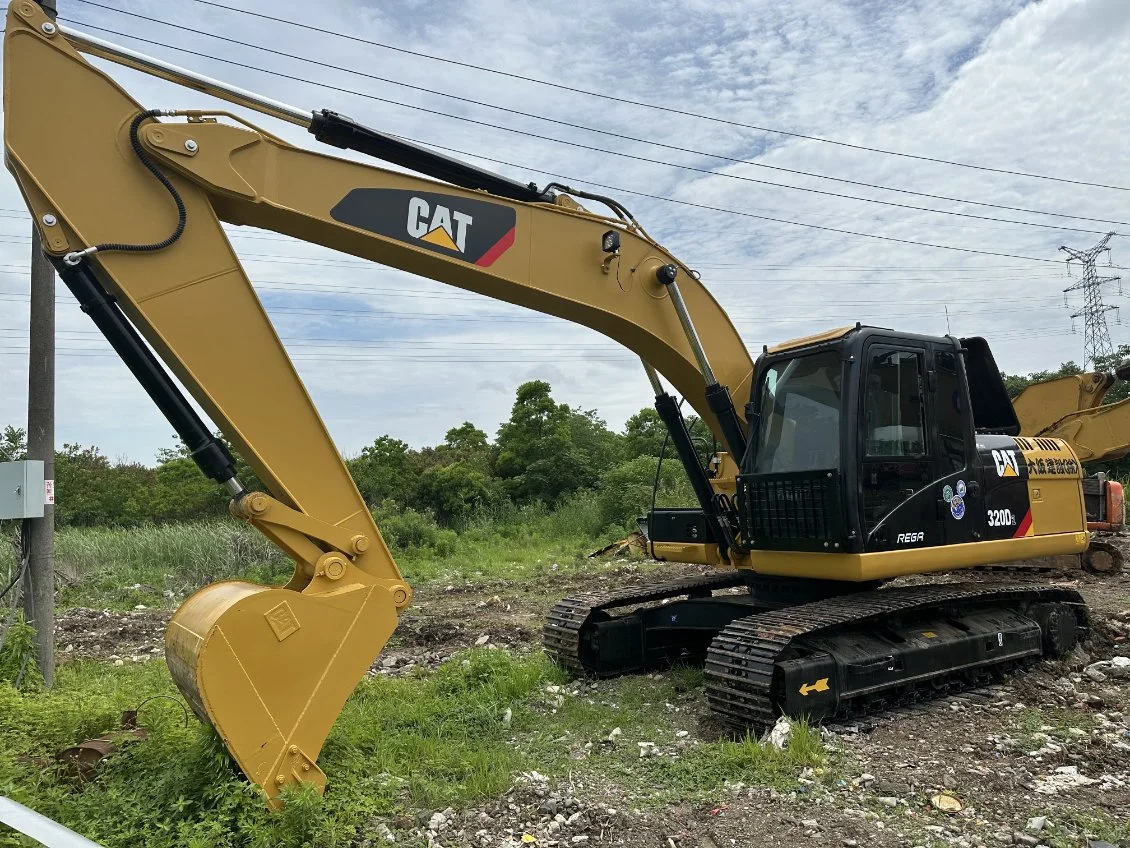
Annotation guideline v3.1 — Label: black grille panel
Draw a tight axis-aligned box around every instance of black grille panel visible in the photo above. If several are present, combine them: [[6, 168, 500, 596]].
[[738, 469, 845, 551]]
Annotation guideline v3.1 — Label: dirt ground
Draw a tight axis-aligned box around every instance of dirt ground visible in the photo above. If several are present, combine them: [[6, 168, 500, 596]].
[[55, 558, 1130, 848]]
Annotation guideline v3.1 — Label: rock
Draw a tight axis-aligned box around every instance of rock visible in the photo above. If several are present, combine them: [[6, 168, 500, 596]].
[[502, 708, 512, 728], [1034, 765, 1097, 795], [417, 810, 435, 826], [539, 800, 557, 816], [427, 812, 446, 832], [571, 838, 589, 845], [475, 634, 490, 646], [1026, 816, 1047, 833], [1086, 667, 1108, 683], [381, 655, 398, 669], [878, 796, 899, 808], [942, 773, 957, 790], [375, 823, 396, 843], [930, 794, 962, 813], [566, 812, 583, 826], [1111, 656, 1130, 668], [1012, 835, 1038, 847], [638, 742, 658, 758], [605, 727, 622, 743], [675, 730, 690, 738], [763, 715, 793, 750], [801, 819, 819, 828], [854, 773, 876, 788], [843, 841, 858, 847]]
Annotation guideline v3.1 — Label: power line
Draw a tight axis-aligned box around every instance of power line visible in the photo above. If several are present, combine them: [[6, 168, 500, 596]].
[[142, 0, 1130, 193], [62, 19, 1115, 237], [52, 23, 1110, 260], [67, 3, 1129, 230], [385, 138, 1075, 264], [0, 290, 1099, 325]]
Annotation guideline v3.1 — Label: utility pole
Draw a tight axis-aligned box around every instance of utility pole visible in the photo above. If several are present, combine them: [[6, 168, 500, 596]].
[[1062, 232, 1120, 369], [24, 222, 56, 688]]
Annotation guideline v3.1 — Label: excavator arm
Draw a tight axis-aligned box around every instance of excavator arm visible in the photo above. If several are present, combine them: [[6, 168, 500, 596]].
[[3, 4, 752, 803], [1014, 367, 1130, 464]]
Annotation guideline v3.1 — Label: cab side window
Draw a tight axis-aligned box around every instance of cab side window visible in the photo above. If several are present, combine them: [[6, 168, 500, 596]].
[[934, 351, 969, 473], [864, 349, 926, 457]]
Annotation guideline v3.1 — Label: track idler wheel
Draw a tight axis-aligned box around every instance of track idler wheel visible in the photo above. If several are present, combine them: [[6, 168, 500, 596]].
[[165, 566, 403, 807], [1082, 540, 1123, 576], [1032, 603, 1078, 656]]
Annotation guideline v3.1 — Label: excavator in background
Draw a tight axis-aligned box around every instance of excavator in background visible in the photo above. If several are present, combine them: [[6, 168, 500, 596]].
[[3, 3, 1096, 806], [1013, 367, 1130, 530]]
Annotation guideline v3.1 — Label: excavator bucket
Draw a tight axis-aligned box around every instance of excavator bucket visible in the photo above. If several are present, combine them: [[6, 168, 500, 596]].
[[165, 577, 401, 807]]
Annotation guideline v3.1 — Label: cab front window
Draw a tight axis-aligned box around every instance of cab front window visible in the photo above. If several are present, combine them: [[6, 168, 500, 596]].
[[752, 351, 842, 474]]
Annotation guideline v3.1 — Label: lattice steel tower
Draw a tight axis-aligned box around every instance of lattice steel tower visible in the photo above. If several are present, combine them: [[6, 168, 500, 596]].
[[1062, 232, 1120, 368]]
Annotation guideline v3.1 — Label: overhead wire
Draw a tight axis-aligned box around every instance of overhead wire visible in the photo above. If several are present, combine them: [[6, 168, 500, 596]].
[[66, 2, 1129, 230], [143, 0, 1130, 193], [50, 21, 1102, 262]]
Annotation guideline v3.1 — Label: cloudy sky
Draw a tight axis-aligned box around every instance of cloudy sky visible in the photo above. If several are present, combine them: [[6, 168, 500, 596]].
[[1, 0, 1128, 464]]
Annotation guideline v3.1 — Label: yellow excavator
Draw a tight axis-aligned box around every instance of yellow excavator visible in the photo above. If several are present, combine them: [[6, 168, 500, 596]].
[[1014, 368, 1129, 529], [3, 3, 1099, 806]]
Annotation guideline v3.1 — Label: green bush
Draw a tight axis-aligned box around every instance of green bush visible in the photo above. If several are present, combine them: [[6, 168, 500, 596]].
[[596, 456, 696, 532], [372, 504, 441, 551]]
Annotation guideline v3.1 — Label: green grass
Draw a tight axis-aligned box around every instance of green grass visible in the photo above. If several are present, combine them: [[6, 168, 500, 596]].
[[0, 651, 828, 848], [1010, 706, 1097, 745]]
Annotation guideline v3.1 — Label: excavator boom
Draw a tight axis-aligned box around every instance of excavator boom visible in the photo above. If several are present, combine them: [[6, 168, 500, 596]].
[[3, 4, 752, 804]]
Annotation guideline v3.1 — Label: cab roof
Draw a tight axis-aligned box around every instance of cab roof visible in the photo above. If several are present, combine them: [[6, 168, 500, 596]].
[[765, 325, 856, 354]]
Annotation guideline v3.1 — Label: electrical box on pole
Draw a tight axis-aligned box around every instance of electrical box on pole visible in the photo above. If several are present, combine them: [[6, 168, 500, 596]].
[[0, 460, 45, 520]]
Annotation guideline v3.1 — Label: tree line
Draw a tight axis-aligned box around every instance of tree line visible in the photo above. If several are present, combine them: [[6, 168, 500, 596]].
[[0, 380, 696, 532]]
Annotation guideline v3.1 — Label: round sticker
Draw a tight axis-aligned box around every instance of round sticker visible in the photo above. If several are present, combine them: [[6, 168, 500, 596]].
[[950, 495, 965, 520], [956, 479, 967, 497], [942, 484, 954, 502]]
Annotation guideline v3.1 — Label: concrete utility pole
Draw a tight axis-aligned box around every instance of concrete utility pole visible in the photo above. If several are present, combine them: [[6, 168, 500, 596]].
[[1062, 232, 1121, 369], [25, 224, 56, 688]]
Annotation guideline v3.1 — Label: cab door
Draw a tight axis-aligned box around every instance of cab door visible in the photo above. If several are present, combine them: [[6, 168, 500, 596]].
[[928, 347, 979, 545], [859, 344, 941, 549]]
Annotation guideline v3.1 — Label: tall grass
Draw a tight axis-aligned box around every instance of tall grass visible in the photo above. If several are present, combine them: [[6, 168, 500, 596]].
[[2, 489, 628, 610], [51, 521, 291, 609]]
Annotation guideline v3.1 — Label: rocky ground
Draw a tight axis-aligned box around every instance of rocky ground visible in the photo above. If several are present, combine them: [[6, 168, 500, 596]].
[[55, 559, 1130, 848]]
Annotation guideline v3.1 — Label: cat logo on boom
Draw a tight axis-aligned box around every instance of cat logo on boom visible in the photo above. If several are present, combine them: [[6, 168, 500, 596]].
[[407, 197, 473, 253], [330, 188, 517, 268]]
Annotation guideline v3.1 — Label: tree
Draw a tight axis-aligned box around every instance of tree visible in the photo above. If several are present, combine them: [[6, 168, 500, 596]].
[[415, 461, 493, 525], [54, 444, 155, 526], [623, 408, 667, 459], [494, 381, 620, 504], [0, 426, 26, 463], [347, 436, 420, 507]]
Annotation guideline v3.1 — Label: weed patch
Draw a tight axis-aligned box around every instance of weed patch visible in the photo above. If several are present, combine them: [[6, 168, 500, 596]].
[[0, 652, 828, 847]]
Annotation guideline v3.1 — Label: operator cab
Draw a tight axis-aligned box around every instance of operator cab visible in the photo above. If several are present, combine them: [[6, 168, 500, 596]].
[[736, 325, 1019, 555]]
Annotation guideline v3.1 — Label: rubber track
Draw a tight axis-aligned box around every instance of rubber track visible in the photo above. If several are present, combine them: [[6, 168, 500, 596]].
[[704, 582, 1088, 732], [542, 571, 748, 674]]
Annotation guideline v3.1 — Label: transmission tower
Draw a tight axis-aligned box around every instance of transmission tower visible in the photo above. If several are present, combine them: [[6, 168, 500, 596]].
[[1062, 232, 1120, 368]]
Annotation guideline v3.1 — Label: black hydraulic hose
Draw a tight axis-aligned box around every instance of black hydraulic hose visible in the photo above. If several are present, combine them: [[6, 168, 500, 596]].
[[65, 109, 186, 264]]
